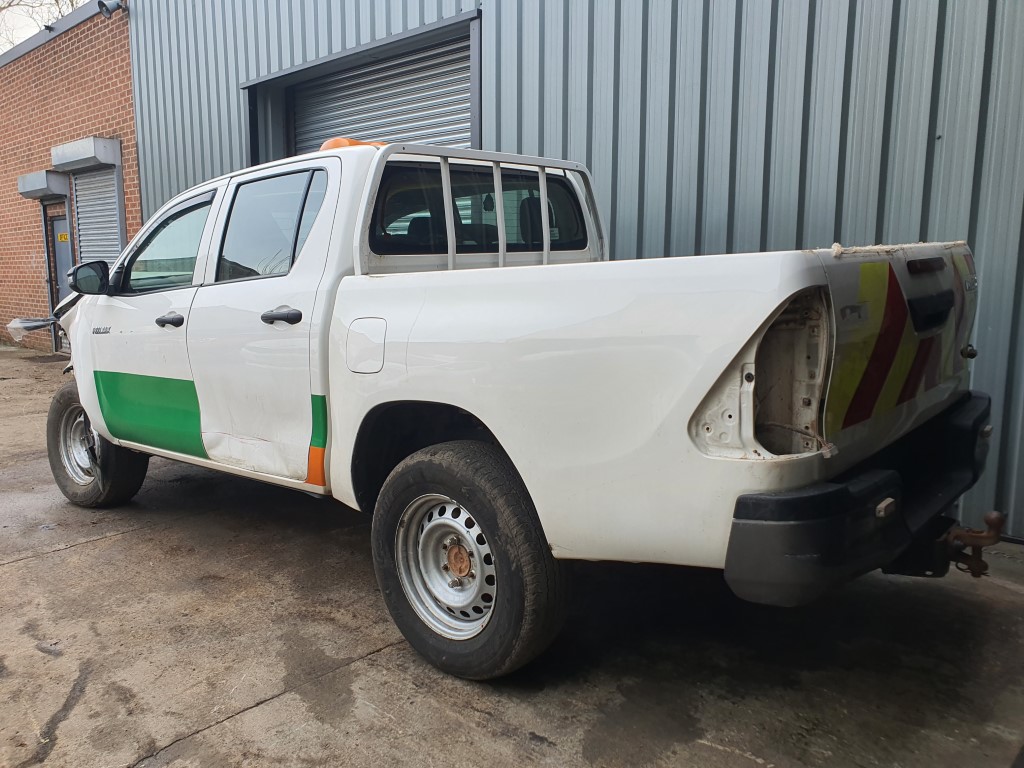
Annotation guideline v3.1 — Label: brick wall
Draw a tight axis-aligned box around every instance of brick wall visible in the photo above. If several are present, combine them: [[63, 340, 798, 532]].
[[0, 12, 139, 351]]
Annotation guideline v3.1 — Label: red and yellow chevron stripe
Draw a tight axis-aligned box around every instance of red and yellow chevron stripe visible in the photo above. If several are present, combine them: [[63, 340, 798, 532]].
[[826, 257, 969, 435]]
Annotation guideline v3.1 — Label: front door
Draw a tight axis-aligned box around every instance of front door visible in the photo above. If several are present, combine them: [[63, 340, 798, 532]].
[[51, 217, 73, 301], [187, 160, 336, 483], [76, 190, 220, 457]]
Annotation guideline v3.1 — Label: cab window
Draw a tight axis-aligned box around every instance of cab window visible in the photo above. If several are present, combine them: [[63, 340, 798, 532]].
[[123, 198, 212, 294], [216, 170, 327, 282], [369, 162, 448, 256], [497, 169, 588, 252], [369, 161, 588, 257], [449, 165, 498, 254]]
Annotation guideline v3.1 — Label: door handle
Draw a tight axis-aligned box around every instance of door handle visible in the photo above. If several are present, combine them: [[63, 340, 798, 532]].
[[907, 289, 954, 333], [261, 307, 302, 325], [155, 312, 185, 328]]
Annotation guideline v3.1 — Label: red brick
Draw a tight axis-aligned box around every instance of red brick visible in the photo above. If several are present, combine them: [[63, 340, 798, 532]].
[[0, 13, 139, 351]]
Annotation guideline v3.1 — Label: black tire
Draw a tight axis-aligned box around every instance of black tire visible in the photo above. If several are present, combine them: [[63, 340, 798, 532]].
[[46, 380, 149, 508], [371, 440, 568, 680]]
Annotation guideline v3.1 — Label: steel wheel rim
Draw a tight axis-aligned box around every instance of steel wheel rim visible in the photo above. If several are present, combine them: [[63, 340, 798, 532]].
[[395, 494, 497, 640], [59, 404, 96, 486]]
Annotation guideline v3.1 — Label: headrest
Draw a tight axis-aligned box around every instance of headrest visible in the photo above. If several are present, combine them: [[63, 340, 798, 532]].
[[519, 196, 543, 249], [407, 216, 433, 243]]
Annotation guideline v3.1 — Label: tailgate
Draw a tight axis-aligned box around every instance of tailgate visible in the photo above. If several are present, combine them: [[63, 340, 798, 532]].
[[819, 241, 978, 460]]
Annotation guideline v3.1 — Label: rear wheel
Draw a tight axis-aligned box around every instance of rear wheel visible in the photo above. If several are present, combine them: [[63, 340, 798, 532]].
[[371, 441, 567, 679], [47, 381, 149, 508]]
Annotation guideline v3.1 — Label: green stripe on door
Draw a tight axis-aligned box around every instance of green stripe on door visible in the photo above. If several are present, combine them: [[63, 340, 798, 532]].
[[94, 371, 208, 458], [310, 394, 328, 449]]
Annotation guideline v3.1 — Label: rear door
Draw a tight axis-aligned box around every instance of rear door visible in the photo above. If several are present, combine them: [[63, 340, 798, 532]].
[[78, 190, 221, 457], [186, 158, 339, 483], [820, 242, 978, 455]]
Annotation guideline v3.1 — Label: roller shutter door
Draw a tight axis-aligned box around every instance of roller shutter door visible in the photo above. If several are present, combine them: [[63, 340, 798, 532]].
[[73, 168, 122, 267], [291, 36, 472, 155]]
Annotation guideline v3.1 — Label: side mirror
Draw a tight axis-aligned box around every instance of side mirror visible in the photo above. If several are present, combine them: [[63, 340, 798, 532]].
[[67, 260, 110, 295]]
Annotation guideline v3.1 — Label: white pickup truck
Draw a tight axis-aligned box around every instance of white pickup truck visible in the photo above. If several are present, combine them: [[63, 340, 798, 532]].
[[27, 140, 1003, 679]]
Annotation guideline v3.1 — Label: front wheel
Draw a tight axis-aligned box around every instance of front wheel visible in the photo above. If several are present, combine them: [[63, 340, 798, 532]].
[[371, 441, 568, 679], [46, 381, 149, 508]]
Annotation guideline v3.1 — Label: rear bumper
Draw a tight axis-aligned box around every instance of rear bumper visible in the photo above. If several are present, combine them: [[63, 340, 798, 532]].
[[724, 392, 991, 607]]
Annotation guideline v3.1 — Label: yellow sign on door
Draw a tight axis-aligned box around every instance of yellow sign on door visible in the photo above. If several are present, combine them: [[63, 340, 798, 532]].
[[57, 233, 69, 242]]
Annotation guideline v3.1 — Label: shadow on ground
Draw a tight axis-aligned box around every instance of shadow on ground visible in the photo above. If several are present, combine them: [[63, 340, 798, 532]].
[[138, 460, 1023, 765], [4, 442, 1022, 767]]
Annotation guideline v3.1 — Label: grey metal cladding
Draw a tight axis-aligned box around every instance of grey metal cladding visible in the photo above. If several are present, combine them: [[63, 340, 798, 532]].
[[801, 0, 850, 250], [612, 2, 641, 264], [926, 1, 987, 243], [637, 0, 671, 260], [665, 0, 705, 259], [732, 0, 771, 254], [129, 0, 481, 217], [967, 0, 1024, 538], [131, 0, 1024, 535], [699, 0, 736, 257], [881, 0, 939, 246], [837, 0, 893, 247], [587, 3, 617, 262], [765, 0, 809, 252]]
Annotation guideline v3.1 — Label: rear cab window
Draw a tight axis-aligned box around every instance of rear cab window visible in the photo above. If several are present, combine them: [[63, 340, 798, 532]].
[[370, 163, 448, 256], [368, 159, 591, 272]]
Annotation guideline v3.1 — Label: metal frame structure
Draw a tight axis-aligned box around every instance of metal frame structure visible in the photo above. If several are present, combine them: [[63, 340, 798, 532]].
[[354, 143, 607, 276]]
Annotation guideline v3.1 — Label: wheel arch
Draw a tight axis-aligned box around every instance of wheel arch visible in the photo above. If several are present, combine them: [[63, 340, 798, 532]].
[[351, 400, 507, 514]]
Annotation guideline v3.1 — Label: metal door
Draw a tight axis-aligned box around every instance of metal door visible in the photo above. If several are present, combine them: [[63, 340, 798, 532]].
[[72, 168, 122, 267], [291, 36, 472, 154], [71, 189, 222, 456], [51, 217, 73, 301], [187, 159, 340, 484]]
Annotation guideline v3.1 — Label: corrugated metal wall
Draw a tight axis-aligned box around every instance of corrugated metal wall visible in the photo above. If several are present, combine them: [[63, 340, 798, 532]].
[[128, 0, 481, 217], [130, 0, 1024, 535], [479, 0, 1024, 536]]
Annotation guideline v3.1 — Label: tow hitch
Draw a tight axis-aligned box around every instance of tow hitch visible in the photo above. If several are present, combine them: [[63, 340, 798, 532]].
[[946, 511, 1006, 578], [883, 510, 1006, 580]]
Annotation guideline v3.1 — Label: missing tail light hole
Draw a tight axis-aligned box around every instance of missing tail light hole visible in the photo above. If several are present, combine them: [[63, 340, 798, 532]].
[[754, 288, 830, 455]]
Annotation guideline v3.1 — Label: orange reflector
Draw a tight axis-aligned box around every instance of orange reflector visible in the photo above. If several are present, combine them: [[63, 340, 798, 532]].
[[319, 137, 387, 150], [305, 445, 326, 486]]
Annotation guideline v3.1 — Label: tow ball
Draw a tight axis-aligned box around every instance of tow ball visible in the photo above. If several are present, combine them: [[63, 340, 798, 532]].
[[946, 511, 1006, 578]]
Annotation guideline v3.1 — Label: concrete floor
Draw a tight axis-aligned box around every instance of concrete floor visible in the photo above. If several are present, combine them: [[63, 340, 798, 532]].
[[2, 344, 1024, 768]]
